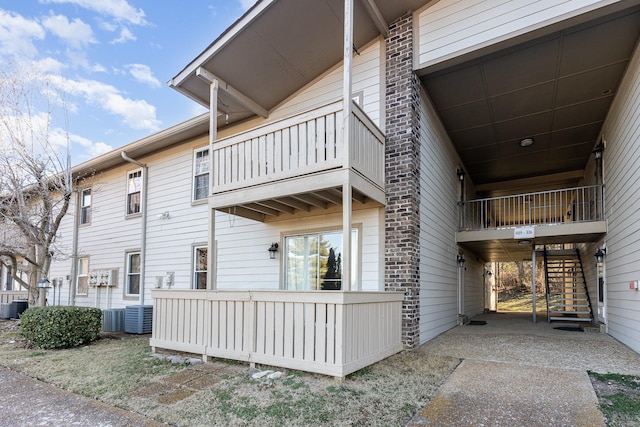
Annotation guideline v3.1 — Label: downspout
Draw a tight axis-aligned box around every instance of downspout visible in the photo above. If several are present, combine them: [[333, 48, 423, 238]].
[[121, 151, 148, 305], [69, 189, 80, 306]]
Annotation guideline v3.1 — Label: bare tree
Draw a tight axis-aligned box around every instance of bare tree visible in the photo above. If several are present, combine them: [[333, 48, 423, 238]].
[[0, 63, 73, 305]]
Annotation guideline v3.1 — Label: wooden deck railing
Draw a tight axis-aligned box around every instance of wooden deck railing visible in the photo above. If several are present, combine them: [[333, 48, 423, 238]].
[[0, 291, 28, 304], [459, 185, 605, 231], [150, 290, 404, 378], [211, 101, 385, 194]]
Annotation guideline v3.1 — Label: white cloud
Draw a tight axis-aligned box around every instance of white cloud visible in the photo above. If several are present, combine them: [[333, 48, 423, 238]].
[[90, 63, 107, 73], [0, 9, 45, 57], [50, 75, 161, 131], [39, 0, 147, 26], [48, 127, 112, 160], [110, 27, 135, 44], [67, 132, 113, 157], [42, 14, 95, 49], [31, 57, 67, 74], [126, 64, 160, 88], [239, 0, 255, 10]]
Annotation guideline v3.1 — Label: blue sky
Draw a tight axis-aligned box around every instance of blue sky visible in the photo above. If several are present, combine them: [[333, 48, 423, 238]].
[[0, 0, 254, 165]]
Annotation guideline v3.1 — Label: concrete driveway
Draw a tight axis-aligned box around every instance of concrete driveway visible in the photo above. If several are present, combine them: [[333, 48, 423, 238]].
[[408, 311, 640, 426]]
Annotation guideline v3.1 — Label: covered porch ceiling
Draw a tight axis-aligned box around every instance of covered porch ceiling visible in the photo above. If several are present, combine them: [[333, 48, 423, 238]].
[[425, 4, 640, 262], [169, 0, 426, 125], [215, 186, 375, 223], [420, 4, 640, 195]]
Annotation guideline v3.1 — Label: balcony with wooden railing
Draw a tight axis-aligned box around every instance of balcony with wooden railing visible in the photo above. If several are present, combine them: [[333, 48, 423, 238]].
[[209, 101, 385, 220], [456, 185, 608, 260], [459, 185, 605, 231], [150, 290, 404, 378]]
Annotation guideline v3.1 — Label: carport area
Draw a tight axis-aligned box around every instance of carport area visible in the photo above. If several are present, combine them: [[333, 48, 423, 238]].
[[409, 311, 640, 426]]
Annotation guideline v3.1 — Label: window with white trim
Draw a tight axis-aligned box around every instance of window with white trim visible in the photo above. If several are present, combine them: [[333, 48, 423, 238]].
[[193, 246, 207, 289], [77, 257, 89, 296], [80, 188, 91, 225], [284, 229, 357, 290], [126, 170, 142, 215], [193, 148, 209, 201], [126, 251, 141, 296]]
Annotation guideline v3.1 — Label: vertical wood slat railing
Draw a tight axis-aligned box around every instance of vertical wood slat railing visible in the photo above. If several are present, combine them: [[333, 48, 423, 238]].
[[150, 290, 404, 378], [0, 291, 28, 304], [211, 100, 385, 194], [459, 185, 605, 231]]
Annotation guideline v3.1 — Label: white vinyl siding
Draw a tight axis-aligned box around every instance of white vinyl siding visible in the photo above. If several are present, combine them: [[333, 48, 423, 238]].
[[416, 0, 620, 69], [593, 38, 640, 353], [418, 89, 463, 344]]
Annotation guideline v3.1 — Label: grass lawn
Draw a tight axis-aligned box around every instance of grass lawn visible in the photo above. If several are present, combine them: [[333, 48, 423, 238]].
[[0, 319, 458, 426]]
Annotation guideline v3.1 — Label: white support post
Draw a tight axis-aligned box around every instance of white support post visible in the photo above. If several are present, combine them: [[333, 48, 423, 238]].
[[207, 79, 219, 290], [343, 183, 352, 290], [342, 0, 354, 291]]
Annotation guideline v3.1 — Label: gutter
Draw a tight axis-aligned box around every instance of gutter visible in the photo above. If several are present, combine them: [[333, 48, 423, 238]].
[[121, 152, 148, 305]]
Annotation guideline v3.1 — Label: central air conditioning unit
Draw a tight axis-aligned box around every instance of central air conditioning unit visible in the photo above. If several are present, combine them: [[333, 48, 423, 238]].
[[102, 308, 125, 332], [124, 305, 153, 334], [0, 303, 11, 319]]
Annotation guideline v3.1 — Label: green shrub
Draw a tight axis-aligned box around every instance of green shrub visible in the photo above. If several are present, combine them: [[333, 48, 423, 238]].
[[20, 306, 103, 349]]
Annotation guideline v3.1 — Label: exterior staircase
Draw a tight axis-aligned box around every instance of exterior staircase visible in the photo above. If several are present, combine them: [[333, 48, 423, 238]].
[[544, 247, 593, 323]]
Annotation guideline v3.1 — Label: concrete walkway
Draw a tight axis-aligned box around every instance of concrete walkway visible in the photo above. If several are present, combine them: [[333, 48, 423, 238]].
[[407, 311, 640, 426], [0, 366, 166, 427]]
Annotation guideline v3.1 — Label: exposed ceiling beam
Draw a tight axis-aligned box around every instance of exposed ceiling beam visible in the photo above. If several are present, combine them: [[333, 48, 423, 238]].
[[241, 203, 280, 217], [292, 193, 327, 209], [256, 200, 295, 215], [278, 196, 311, 212], [315, 189, 343, 205], [360, 0, 388, 37], [352, 190, 367, 204], [218, 206, 265, 222], [196, 67, 269, 118]]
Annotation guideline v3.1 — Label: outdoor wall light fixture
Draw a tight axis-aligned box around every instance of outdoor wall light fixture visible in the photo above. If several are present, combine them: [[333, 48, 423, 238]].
[[268, 242, 279, 259], [518, 240, 531, 246], [593, 143, 604, 159], [594, 248, 606, 263], [37, 277, 51, 289], [456, 254, 466, 268], [456, 168, 465, 181], [519, 138, 534, 147]]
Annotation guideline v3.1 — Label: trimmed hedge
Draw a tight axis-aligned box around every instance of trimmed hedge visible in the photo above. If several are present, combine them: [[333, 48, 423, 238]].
[[20, 306, 103, 349]]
